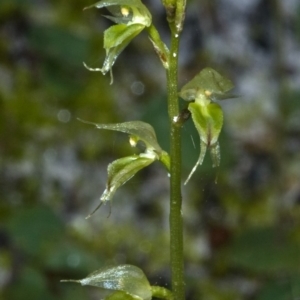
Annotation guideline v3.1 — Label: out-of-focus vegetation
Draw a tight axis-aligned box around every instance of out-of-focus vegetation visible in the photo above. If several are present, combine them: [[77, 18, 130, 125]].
[[1, 0, 300, 299]]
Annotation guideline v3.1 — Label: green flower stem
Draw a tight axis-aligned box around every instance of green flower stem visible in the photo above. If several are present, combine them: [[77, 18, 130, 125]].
[[167, 21, 185, 300]]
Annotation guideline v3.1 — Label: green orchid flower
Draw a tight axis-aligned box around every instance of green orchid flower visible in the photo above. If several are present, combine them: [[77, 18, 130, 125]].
[[79, 119, 170, 217], [179, 67, 234, 184], [84, 0, 152, 83]]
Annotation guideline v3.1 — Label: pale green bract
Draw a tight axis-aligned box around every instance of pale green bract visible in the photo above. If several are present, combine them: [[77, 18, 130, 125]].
[[61, 265, 152, 300], [78, 119, 170, 217], [78, 119, 163, 153], [179, 67, 234, 102], [179, 68, 234, 184], [84, 0, 152, 83]]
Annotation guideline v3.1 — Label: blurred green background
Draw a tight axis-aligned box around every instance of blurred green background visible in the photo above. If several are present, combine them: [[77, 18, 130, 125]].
[[1, 0, 300, 299]]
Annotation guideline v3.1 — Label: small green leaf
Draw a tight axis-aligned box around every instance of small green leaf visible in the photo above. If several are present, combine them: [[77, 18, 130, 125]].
[[179, 68, 234, 101], [79, 119, 163, 153], [185, 101, 223, 184], [61, 265, 152, 300]]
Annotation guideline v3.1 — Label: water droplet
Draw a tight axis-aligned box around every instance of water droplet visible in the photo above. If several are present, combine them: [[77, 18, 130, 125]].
[[173, 53, 177, 58], [173, 115, 179, 123], [131, 81, 145, 95], [67, 253, 81, 268], [57, 109, 71, 123], [43, 148, 57, 162]]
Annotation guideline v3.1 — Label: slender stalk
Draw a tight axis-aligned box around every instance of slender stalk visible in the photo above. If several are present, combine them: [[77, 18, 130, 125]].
[[167, 26, 185, 300]]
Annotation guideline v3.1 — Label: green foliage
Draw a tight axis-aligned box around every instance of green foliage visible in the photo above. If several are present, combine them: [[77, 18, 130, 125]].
[[258, 275, 300, 300], [225, 227, 300, 274], [6, 206, 64, 256], [5, 267, 56, 300]]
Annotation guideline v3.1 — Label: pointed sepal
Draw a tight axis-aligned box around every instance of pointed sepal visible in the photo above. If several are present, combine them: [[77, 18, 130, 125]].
[[79, 119, 164, 154], [61, 265, 152, 300]]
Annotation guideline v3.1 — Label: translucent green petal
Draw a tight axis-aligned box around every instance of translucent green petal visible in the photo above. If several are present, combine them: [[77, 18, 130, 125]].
[[84, 0, 151, 26], [103, 14, 130, 24], [85, 0, 149, 13], [61, 265, 152, 300], [106, 5, 133, 23], [179, 67, 234, 101]]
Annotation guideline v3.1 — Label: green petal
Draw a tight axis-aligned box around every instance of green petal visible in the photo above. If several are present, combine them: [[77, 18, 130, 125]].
[[61, 265, 152, 300], [85, 155, 153, 217], [101, 155, 154, 203], [179, 67, 234, 101], [185, 101, 223, 184], [104, 23, 144, 49], [100, 24, 144, 76]]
